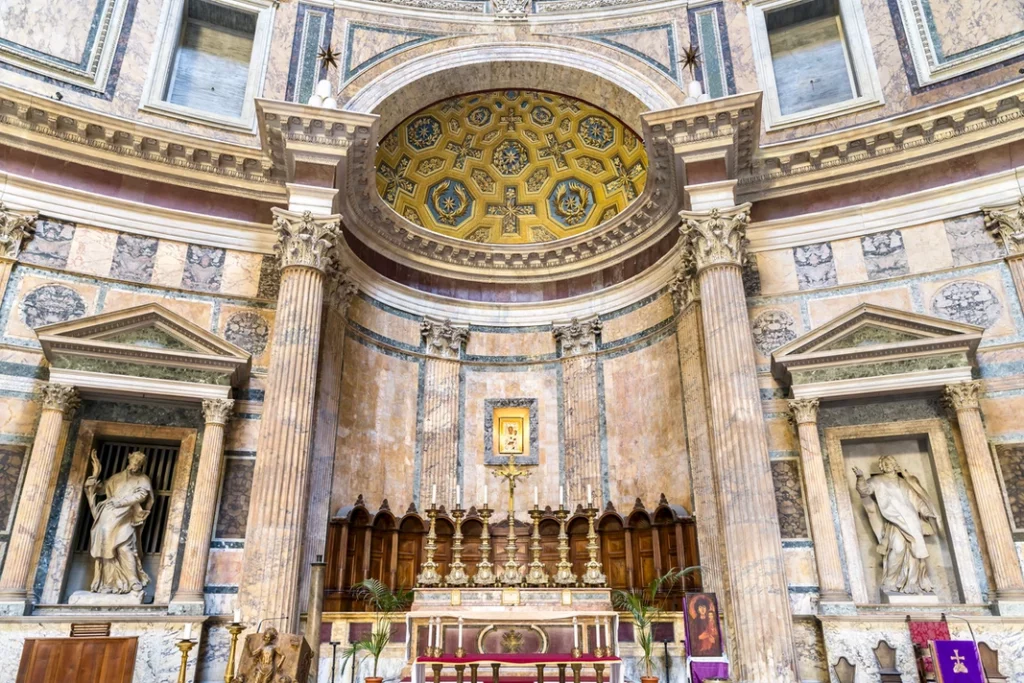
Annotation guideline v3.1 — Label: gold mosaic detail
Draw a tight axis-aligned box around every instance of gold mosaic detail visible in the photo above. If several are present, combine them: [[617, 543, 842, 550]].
[[375, 90, 648, 244]]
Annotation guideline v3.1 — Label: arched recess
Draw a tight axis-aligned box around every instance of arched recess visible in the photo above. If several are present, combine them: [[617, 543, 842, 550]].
[[396, 515, 425, 590], [342, 41, 682, 134]]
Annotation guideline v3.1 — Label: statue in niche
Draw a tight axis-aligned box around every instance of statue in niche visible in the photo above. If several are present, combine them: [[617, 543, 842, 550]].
[[853, 455, 940, 595], [84, 450, 153, 595]]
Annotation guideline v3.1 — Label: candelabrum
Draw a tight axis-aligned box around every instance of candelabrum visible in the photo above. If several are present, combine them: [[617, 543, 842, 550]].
[[525, 506, 549, 585], [224, 621, 245, 683], [446, 506, 469, 586], [581, 505, 606, 586], [553, 506, 576, 586], [417, 504, 442, 586], [499, 497, 523, 586], [176, 638, 195, 683], [474, 505, 496, 585]]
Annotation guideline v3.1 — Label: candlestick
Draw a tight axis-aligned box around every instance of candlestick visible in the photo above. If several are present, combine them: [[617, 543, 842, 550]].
[[456, 484, 461, 508], [572, 617, 579, 648], [553, 506, 576, 585], [446, 504, 469, 586], [525, 506, 549, 585], [224, 621, 245, 683], [417, 504, 442, 586], [427, 617, 435, 657], [183, 623, 192, 641], [533, 486, 538, 506], [176, 638, 195, 683], [604, 617, 612, 658], [559, 486, 564, 508], [431, 484, 437, 505], [594, 617, 602, 655], [473, 504, 496, 586], [582, 504, 606, 586], [455, 617, 465, 658], [436, 618, 444, 654], [587, 485, 592, 506]]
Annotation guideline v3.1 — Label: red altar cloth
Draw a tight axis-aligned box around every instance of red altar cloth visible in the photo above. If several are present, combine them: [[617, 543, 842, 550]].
[[418, 654, 620, 665]]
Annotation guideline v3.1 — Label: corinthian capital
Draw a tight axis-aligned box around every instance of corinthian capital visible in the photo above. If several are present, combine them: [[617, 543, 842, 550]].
[[553, 317, 602, 356], [983, 197, 1024, 255], [272, 208, 341, 273], [202, 398, 235, 425], [0, 203, 36, 260], [679, 204, 751, 272], [421, 318, 469, 359], [325, 268, 359, 317], [40, 383, 79, 414], [668, 263, 699, 311], [788, 398, 820, 425], [944, 381, 981, 411]]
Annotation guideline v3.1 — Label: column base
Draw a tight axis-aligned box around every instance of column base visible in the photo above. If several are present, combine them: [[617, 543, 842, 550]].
[[168, 593, 206, 616], [0, 593, 30, 616], [993, 589, 1024, 616], [818, 598, 856, 616]]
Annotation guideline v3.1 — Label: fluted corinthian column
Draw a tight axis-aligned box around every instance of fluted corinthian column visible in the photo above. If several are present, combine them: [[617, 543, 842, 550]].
[[0, 204, 35, 306], [680, 205, 797, 682], [669, 271, 725, 596], [300, 273, 358, 611], [945, 381, 1024, 602], [787, 399, 849, 602], [984, 198, 1024, 314], [171, 398, 234, 612], [418, 319, 468, 506], [554, 318, 603, 505], [239, 210, 339, 631], [0, 384, 78, 614]]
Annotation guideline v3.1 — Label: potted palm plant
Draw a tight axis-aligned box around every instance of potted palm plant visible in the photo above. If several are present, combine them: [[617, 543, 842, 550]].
[[340, 578, 414, 683], [612, 567, 702, 683]]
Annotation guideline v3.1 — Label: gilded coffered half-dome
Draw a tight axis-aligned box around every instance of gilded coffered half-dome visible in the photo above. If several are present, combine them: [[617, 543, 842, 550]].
[[374, 90, 648, 245]]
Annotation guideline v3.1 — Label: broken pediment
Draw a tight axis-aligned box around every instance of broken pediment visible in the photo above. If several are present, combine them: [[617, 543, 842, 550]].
[[771, 304, 981, 399], [36, 303, 251, 400]]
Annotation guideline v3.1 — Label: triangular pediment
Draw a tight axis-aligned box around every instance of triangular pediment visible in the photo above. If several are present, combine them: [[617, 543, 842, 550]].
[[771, 304, 982, 399], [36, 303, 251, 389]]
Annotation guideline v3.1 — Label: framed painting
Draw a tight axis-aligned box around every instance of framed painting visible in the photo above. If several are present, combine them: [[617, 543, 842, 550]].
[[684, 592, 723, 658], [484, 399, 538, 465]]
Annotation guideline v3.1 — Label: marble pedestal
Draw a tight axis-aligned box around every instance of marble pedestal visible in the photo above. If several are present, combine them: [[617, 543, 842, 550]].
[[69, 590, 144, 606], [880, 592, 940, 606]]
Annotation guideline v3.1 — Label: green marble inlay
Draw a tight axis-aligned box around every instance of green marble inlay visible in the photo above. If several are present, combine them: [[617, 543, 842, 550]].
[[103, 326, 195, 351], [52, 356, 231, 385], [792, 353, 968, 384], [820, 325, 922, 351]]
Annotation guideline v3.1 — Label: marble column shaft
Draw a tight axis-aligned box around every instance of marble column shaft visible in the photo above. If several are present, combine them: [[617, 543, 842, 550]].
[[945, 381, 1024, 599], [173, 398, 234, 605], [0, 384, 78, 606], [788, 399, 848, 601], [419, 319, 467, 506], [681, 206, 797, 682], [239, 210, 338, 631], [554, 319, 603, 505]]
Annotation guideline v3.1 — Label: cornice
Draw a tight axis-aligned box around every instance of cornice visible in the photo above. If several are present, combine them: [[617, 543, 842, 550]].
[[738, 80, 1024, 202], [0, 85, 286, 202]]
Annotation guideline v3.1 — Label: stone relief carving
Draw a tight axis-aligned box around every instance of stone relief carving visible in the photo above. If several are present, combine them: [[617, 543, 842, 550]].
[[421, 318, 469, 359], [553, 317, 602, 356], [944, 214, 1002, 266], [182, 245, 226, 292], [668, 266, 699, 311], [272, 210, 341, 273], [224, 312, 271, 357], [679, 206, 750, 272], [984, 197, 1024, 255], [325, 269, 359, 316], [794, 242, 838, 290], [0, 203, 36, 260], [853, 456, 940, 596], [231, 628, 312, 683], [930, 280, 1002, 329], [20, 217, 74, 268], [82, 450, 153, 597], [21, 284, 87, 328], [861, 230, 909, 280], [110, 233, 159, 284], [751, 309, 798, 356], [493, 0, 529, 16]]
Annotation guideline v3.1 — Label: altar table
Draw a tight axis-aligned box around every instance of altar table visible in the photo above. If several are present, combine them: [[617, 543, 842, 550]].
[[412, 654, 622, 683]]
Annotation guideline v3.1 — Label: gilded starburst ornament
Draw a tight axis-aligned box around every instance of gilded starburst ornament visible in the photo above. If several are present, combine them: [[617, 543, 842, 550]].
[[317, 44, 341, 73], [680, 44, 702, 78]]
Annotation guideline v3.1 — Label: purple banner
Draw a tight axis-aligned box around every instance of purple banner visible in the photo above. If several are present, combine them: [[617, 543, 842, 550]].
[[931, 640, 984, 683], [690, 660, 728, 683]]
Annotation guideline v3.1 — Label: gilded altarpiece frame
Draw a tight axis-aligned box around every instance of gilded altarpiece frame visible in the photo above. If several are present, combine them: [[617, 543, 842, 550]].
[[483, 398, 538, 466], [825, 419, 982, 605], [39, 420, 197, 605]]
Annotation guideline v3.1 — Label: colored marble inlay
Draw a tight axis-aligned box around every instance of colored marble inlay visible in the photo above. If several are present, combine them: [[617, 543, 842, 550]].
[[996, 444, 1024, 530], [375, 90, 647, 244], [20, 217, 75, 269], [0, 445, 26, 531], [771, 459, 808, 539], [110, 233, 158, 283], [215, 457, 254, 539], [794, 243, 838, 290]]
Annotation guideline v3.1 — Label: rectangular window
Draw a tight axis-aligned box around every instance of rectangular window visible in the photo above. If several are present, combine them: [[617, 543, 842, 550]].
[[749, 0, 882, 128], [142, 0, 273, 129]]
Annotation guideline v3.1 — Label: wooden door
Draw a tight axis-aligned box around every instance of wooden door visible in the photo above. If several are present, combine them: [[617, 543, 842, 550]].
[[396, 519, 424, 589], [631, 522, 657, 588], [599, 518, 628, 589], [568, 519, 589, 579], [17, 637, 137, 683]]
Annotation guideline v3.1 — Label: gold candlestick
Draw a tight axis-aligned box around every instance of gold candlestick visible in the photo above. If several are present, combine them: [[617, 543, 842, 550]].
[[474, 505, 496, 585], [493, 452, 530, 586], [581, 505, 606, 586], [553, 506, 576, 586], [525, 506, 548, 585], [176, 639, 195, 683], [418, 505, 442, 586], [224, 622, 245, 683], [447, 506, 469, 586]]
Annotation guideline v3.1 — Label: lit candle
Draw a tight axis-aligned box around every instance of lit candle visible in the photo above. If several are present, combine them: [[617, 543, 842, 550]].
[[427, 618, 434, 653], [594, 618, 601, 649], [233, 609, 241, 624], [456, 484, 461, 508], [483, 484, 488, 506], [431, 484, 437, 506], [183, 623, 192, 641], [604, 618, 612, 654], [587, 485, 593, 506], [436, 618, 443, 649], [572, 616, 579, 648], [559, 486, 564, 508], [533, 486, 538, 506], [458, 617, 464, 648]]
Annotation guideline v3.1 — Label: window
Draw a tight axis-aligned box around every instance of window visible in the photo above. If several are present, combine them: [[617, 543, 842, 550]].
[[142, 0, 273, 129], [749, 0, 882, 129]]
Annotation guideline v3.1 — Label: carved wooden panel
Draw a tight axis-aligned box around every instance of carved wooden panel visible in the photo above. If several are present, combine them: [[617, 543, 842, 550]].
[[600, 518, 628, 589], [17, 637, 137, 683], [631, 523, 657, 587]]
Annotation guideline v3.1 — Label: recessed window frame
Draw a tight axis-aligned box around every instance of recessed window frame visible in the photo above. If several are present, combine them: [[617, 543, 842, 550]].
[[141, 0, 275, 130], [748, 0, 883, 130]]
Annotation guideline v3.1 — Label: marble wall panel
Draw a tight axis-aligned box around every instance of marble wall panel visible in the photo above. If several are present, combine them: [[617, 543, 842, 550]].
[[150, 241, 189, 289], [794, 242, 838, 290], [600, 294, 674, 344], [219, 251, 262, 299], [109, 233, 159, 284], [0, 445, 26, 532], [462, 366, 560, 509], [830, 237, 868, 285], [332, 336, 419, 513], [980, 395, 1024, 440], [205, 547, 244, 586], [465, 329, 555, 358], [783, 546, 818, 587], [65, 225, 117, 278], [944, 214, 1004, 266], [792, 618, 828, 682], [100, 289, 214, 330], [995, 444, 1024, 531], [0, 0, 101, 64], [861, 230, 910, 280], [921, 269, 1015, 338], [219, 305, 275, 368], [256, 255, 281, 300], [902, 221, 955, 274], [4, 274, 99, 341], [926, 0, 1024, 55], [181, 245, 226, 293], [0, 396, 40, 438], [755, 248, 799, 295], [215, 457, 254, 539], [806, 286, 913, 328], [602, 336, 691, 510], [20, 218, 75, 269], [765, 415, 800, 455], [771, 459, 809, 538], [223, 417, 260, 453], [348, 297, 422, 349]]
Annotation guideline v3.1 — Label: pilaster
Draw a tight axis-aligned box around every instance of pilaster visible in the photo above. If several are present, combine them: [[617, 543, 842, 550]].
[[554, 318, 603, 506], [983, 198, 1024, 314], [0, 203, 35, 307], [419, 318, 468, 506]]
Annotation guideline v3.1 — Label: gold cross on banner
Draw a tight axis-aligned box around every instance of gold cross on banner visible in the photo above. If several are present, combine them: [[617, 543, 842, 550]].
[[950, 649, 968, 674]]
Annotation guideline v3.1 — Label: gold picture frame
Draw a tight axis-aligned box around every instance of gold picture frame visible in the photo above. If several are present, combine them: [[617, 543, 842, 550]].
[[491, 406, 530, 460]]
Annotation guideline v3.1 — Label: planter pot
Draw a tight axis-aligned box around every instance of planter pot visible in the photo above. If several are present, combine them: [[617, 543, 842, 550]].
[[366, 677, 384, 683], [641, 676, 659, 683]]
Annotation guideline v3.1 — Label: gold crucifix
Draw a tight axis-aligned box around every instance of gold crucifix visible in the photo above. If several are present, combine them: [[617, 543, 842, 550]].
[[492, 451, 531, 584]]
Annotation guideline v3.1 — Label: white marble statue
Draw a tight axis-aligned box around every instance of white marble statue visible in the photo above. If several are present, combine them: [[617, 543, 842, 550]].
[[84, 450, 153, 594], [853, 455, 940, 595]]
